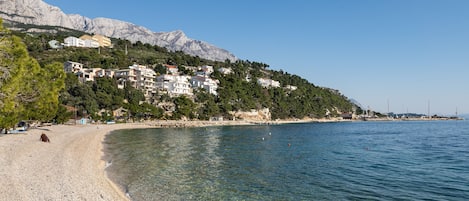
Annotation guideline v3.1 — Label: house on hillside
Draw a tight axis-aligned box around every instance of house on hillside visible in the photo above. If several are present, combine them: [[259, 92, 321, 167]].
[[163, 64, 179, 75], [64, 61, 116, 83], [83, 39, 100, 48], [191, 75, 219, 95], [115, 64, 156, 98], [218, 67, 232, 75], [79, 34, 112, 47], [64, 36, 85, 47], [92, 34, 112, 47], [284, 85, 297, 91], [194, 65, 214, 77], [95, 69, 115, 78], [77, 68, 103, 82], [48, 40, 62, 49], [156, 74, 193, 97], [201, 65, 214, 75], [64, 36, 101, 48], [64, 61, 84, 73], [79, 34, 99, 48], [115, 68, 137, 89], [257, 78, 280, 88]]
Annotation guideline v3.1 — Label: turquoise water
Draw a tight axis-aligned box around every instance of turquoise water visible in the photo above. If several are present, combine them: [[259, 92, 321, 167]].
[[104, 121, 469, 200]]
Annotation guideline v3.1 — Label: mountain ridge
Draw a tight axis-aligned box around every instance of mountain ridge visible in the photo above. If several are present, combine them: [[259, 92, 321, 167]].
[[0, 0, 237, 62]]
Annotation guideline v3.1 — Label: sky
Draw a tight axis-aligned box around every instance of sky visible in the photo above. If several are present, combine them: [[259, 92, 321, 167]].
[[43, 0, 469, 115]]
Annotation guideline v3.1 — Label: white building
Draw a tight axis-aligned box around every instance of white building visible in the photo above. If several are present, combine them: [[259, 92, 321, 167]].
[[115, 64, 156, 98], [201, 65, 214, 75], [77, 68, 115, 83], [257, 78, 280, 88], [96, 69, 115, 78], [83, 39, 100, 48], [218, 67, 232, 75], [134, 65, 157, 98], [115, 68, 137, 89], [64, 61, 84, 73], [64, 61, 116, 83], [64, 36, 85, 47], [64, 36, 100, 48], [163, 64, 179, 75], [48, 40, 62, 49], [77, 68, 103, 83], [156, 74, 193, 97], [285, 85, 298, 91], [191, 75, 219, 95]]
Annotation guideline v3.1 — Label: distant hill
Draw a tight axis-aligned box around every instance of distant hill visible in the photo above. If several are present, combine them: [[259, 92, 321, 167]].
[[0, 0, 360, 121], [10, 29, 358, 120], [0, 0, 237, 62]]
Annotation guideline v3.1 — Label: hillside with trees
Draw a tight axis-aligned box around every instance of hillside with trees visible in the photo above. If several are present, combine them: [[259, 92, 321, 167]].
[[1, 20, 360, 128]]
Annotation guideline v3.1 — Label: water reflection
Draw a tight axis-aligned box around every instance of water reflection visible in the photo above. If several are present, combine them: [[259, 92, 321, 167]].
[[106, 127, 223, 200]]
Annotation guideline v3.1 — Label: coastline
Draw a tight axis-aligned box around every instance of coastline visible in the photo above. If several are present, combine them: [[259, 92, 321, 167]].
[[0, 118, 462, 200], [0, 119, 305, 200], [0, 120, 260, 201]]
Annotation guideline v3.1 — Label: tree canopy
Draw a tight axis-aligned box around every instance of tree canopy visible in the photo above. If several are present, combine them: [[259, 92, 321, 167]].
[[0, 19, 65, 131]]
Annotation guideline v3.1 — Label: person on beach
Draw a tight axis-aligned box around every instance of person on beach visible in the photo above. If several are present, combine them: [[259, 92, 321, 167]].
[[40, 133, 50, 143]]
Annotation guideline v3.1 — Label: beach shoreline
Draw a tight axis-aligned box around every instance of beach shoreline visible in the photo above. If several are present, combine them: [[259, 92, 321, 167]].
[[0, 120, 263, 201], [0, 119, 306, 200], [0, 118, 461, 200]]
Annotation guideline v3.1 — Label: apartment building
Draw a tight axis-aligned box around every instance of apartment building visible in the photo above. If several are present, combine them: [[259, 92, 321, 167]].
[[156, 74, 193, 97], [115, 64, 156, 98], [79, 35, 99, 48], [92, 34, 112, 47], [64, 34, 112, 48], [191, 75, 219, 95], [64, 36, 85, 47]]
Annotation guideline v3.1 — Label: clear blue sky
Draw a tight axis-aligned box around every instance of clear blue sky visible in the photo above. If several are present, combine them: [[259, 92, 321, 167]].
[[44, 0, 469, 115]]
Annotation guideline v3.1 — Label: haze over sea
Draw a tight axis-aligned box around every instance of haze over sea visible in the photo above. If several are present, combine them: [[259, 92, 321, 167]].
[[104, 121, 469, 200]]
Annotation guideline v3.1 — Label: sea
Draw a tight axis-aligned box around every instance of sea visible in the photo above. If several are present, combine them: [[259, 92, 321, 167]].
[[103, 121, 469, 201]]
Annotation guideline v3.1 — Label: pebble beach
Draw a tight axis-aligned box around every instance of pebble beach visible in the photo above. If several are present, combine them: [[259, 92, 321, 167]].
[[0, 123, 154, 201]]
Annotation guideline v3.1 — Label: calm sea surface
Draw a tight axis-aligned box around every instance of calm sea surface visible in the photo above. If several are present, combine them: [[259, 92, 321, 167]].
[[104, 121, 469, 201]]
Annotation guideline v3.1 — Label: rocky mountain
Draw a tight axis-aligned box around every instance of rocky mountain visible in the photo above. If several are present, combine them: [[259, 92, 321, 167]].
[[0, 0, 237, 62]]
